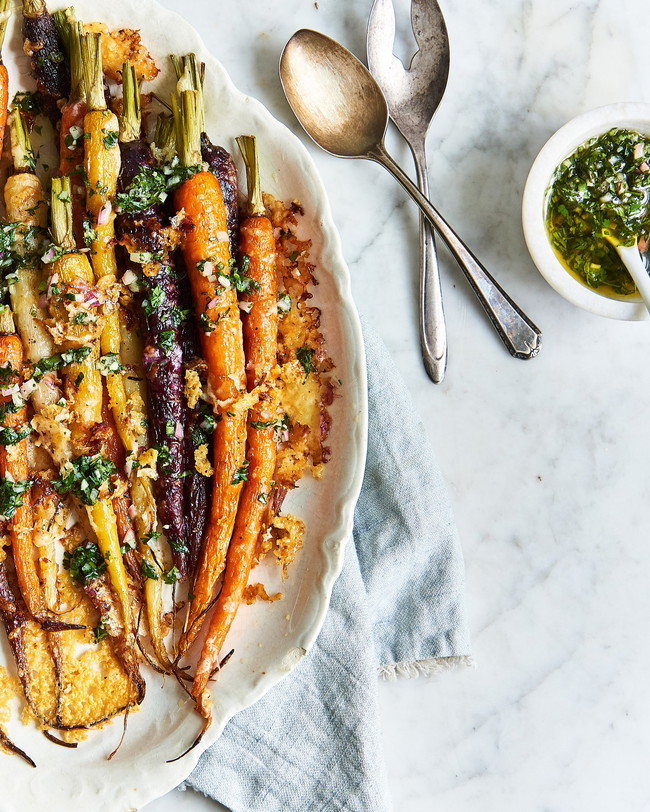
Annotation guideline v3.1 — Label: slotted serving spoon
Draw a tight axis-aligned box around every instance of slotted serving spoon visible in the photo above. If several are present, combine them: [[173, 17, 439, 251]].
[[368, 0, 450, 382], [280, 29, 541, 361]]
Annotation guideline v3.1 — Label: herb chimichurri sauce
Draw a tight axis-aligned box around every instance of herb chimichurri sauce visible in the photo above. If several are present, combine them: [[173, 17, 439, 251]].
[[546, 128, 650, 296]]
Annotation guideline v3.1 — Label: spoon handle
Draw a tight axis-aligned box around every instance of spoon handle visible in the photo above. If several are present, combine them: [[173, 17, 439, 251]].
[[616, 244, 650, 314], [370, 144, 542, 359], [412, 144, 447, 383]]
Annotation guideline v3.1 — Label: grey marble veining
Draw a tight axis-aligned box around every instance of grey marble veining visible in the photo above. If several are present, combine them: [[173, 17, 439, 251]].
[[146, 0, 650, 809]]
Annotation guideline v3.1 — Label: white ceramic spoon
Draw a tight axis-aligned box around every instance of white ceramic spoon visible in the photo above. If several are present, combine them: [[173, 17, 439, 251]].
[[602, 229, 650, 313]]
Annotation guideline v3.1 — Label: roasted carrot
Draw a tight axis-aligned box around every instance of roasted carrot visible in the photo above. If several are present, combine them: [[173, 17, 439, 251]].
[[21, 0, 70, 126], [0, 0, 11, 147], [116, 63, 189, 580], [57, 16, 87, 249], [173, 89, 247, 655], [0, 329, 40, 621], [4, 107, 53, 376], [47, 177, 133, 635], [192, 135, 279, 714], [80, 33, 136, 456]]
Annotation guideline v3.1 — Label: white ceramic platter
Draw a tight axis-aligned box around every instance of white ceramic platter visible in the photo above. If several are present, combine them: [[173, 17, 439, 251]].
[[0, 2, 367, 809]]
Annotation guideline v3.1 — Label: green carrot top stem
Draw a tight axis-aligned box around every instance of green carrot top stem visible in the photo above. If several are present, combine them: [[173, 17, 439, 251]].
[[52, 6, 74, 55], [8, 107, 36, 174], [57, 15, 85, 102], [153, 112, 175, 153], [0, 0, 11, 54], [50, 177, 75, 252], [236, 135, 264, 218], [80, 31, 106, 111], [22, 0, 46, 17], [171, 53, 205, 135], [119, 62, 141, 143], [171, 90, 202, 168]]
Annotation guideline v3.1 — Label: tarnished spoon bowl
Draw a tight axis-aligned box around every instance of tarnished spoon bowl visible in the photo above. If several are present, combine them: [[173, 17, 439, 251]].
[[280, 29, 542, 360], [280, 29, 388, 158]]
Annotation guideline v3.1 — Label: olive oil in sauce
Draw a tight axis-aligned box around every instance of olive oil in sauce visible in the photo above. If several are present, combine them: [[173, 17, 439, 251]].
[[546, 127, 650, 297]]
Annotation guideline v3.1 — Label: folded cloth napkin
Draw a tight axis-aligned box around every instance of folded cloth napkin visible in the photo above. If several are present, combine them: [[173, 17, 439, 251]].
[[185, 322, 471, 811]]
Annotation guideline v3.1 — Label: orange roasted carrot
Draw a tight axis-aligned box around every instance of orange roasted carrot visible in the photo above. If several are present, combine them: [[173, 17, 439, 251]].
[[172, 89, 247, 655], [192, 135, 278, 715], [0, 0, 11, 146]]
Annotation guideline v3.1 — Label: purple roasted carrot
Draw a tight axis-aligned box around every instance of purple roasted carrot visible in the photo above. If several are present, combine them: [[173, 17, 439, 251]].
[[115, 64, 189, 577], [22, 0, 70, 126]]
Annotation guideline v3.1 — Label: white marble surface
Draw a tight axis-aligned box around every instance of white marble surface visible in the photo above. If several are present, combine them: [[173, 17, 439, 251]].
[[144, 0, 650, 809]]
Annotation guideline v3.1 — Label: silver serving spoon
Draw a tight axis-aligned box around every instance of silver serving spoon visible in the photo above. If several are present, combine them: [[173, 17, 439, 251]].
[[280, 29, 542, 360], [368, 0, 450, 383]]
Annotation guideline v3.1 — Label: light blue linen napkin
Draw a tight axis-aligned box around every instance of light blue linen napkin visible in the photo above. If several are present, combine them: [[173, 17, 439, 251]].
[[185, 323, 471, 811]]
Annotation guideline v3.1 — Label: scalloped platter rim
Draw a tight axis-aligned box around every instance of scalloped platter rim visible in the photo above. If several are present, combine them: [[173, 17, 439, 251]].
[[0, 2, 367, 809]]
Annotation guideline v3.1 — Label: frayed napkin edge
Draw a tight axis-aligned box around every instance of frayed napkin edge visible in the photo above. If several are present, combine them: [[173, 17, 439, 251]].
[[378, 655, 474, 680]]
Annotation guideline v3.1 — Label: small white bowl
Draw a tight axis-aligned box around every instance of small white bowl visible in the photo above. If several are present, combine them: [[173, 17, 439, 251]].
[[522, 102, 650, 321]]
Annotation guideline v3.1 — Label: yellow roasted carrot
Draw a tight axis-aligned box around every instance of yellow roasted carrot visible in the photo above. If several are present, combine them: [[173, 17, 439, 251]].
[[80, 32, 134, 453], [48, 177, 132, 631]]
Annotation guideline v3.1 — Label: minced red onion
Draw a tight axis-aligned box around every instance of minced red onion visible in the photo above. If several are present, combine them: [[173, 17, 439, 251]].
[[122, 529, 136, 549], [19, 378, 37, 399], [0, 384, 19, 399], [97, 201, 112, 226], [239, 301, 253, 314], [174, 421, 184, 439], [41, 246, 58, 264]]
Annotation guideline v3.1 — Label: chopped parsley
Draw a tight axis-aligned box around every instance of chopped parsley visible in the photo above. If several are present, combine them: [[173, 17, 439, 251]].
[[142, 285, 166, 316], [257, 492, 268, 505], [232, 460, 250, 485], [102, 129, 119, 150], [274, 414, 291, 441], [296, 346, 317, 380], [277, 292, 292, 313], [155, 445, 174, 476], [82, 217, 98, 248], [0, 477, 31, 520], [141, 560, 159, 580], [53, 454, 116, 505], [547, 127, 650, 294], [0, 365, 15, 384], [63, 542, 107, 585], [32, 346, 93, 381], [73, 312, 90, 325], [191, 411, 218, 447], [12, 91, 40, 115], [0, 426, 32, 446], [98, 353, 125, 376], [231, 255, 261, 294], [142, 529, 161, 545], [162, 566, 181, 585], [93, 618, 109, 643], [158, 330, 175, 356], [0, 402, 20, 424], [115, 166, 168, 213]]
